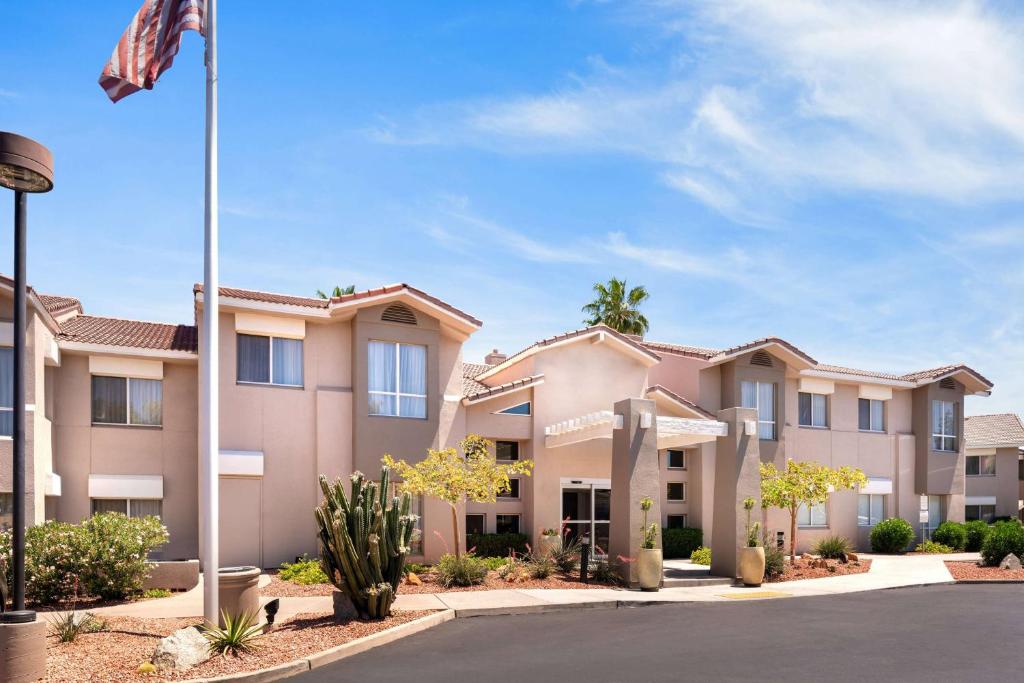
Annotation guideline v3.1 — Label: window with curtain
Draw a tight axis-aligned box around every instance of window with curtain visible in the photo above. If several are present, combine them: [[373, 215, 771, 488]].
[[931, 400, 957, 451], [0, 492, 11, 531], [966, 454, 996, 476], [965, 504, 996, 523], [797, 502, 828, 527], [798, 392, 827, 428], [91, 498, 128, 515], [91, 498, 162, 518], [857, 494, 885, 526], [92, 376, 162, 426], [237, 333, 303, 386], [858, 398, 885, 432], [368, 341, 426, 418], [0, 348, 11, 437], [741, 380, 776, 440]]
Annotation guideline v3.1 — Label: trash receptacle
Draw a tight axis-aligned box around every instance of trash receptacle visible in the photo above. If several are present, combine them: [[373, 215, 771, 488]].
[[217, 566, 261, 627]]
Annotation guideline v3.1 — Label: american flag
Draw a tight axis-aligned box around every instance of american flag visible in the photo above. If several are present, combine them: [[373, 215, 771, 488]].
[[99, 0, 205, 102]]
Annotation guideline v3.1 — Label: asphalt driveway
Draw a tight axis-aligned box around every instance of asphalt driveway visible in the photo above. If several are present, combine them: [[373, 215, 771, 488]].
[[299, 584, 1024, 682]]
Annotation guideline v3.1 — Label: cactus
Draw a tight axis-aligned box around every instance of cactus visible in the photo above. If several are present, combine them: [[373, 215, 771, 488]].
[[314, 466, 416, 619]]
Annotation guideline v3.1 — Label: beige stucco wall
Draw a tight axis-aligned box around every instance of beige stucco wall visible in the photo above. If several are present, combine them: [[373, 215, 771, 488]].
[[912, 380, 966, 512], [965, 446, 1021, 519]]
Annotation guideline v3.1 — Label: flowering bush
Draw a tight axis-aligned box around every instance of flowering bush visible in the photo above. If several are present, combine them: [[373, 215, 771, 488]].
[[0, 521, 90, 605]]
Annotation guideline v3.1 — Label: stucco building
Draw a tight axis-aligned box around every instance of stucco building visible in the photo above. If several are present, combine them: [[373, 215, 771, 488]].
[[963, 413, 1024, 523]]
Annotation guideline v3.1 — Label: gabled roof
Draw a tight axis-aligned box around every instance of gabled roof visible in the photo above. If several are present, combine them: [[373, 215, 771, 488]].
[[965, 414, 1024, 449], [463, 374, 544, 406], [645, 385, 717, 420], [37, 293, 82, 317], [706, 336, 817, 369], [461, 362, 492, 395], [640, 340, 719, 360], [59, 315, 198, 353]]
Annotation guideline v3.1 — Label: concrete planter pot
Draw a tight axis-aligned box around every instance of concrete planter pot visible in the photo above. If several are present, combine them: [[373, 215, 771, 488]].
[[537, 534, 561, 558], [739, 547, 765, 587], [217, 566, 261, 627], [637, 548, 663, 591]]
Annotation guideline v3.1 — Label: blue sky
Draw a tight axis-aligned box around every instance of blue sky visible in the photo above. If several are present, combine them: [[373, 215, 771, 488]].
[[1, 1, 1021, 414]]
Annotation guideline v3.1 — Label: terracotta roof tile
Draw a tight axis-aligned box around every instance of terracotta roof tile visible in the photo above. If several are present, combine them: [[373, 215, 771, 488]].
[[37, 293, 82, 316], [59, 315, 198, 353], [194, 284, 328, 309], [464, 374, 543, 402], [965, 413, 1024, 448], [814, 364, 905, 381], [461, 362, 492, 395], [640, 340, 719, 360]]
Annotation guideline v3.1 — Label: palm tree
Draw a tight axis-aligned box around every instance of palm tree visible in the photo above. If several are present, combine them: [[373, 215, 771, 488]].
[[316, 285, 356, 299], [582, 278, 650, 335]]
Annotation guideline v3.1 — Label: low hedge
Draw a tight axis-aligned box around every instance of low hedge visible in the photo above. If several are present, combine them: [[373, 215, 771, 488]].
[[870, 517, 915, 553], [980, 521, 1024, 567], [663, 527, 703, 559], [466, 532, 529, 558], [931, 521, 966, 551], [964, 520, 991, 552]]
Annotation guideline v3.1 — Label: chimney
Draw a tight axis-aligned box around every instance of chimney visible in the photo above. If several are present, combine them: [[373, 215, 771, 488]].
[[484, 348, 507, 365]]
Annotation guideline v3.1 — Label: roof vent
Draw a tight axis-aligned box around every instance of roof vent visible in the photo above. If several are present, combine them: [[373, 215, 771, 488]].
[[381, 303, 417, 325], [750, 350, 774, 367], [485, 349, 507, 365], [939, 377, 956, 390]]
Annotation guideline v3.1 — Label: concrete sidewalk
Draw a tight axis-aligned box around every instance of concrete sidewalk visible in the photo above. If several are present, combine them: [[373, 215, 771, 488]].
[[87, 552, 964, 621]]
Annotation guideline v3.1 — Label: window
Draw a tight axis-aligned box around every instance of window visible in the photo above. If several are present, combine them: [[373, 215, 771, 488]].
[[465, 513, 485, 535], [932, 400, 957, 452], [666, 450, 686, 470], [92, 376, 162, 426], [798, 392, 827, 428], [740, 380, 776, 440], [666, 482, 686, 501], [858, 494, 885, 526], [237, 334, 303, 386], [495, 514, 520, 534], [666, 514, 688, 529], [858, 398, 884, 432], [368, 341, 426, 418], [965, 505, 996, 523], [0, 492, 11, 531], [495, 441, 519, 461], [497, 401, 531, 416], [966, 454, 996, 476], [0, 348, 11, 437], [90, 498, 163, 518], [498, 478, 520, 499], [797, 502, 827, 527]]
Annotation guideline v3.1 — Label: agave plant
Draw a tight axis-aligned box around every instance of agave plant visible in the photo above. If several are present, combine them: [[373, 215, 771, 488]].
[[202, 610, 263, 657]]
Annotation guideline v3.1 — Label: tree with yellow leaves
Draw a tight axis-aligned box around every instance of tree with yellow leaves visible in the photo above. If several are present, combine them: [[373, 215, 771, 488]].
[[383, 435, 533, 559]]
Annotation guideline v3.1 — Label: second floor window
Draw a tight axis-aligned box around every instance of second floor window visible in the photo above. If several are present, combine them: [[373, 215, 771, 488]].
[[932, 400, 957, 452], [0, 348, 11, 436], [237, 334, 303, 386], [858, 398, 884, 432], [741, 380, 776, 440], [368, 341, 426, 418], [496, 441, 519, 461], [798, 392, 827, 428], [966, 454, 995, 476], [92, 375, 162, 426]]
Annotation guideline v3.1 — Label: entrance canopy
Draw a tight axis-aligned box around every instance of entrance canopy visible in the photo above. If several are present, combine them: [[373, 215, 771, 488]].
[[544, 409, 728, 450]]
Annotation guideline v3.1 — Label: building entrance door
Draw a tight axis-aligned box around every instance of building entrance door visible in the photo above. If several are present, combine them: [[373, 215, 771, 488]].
[[561, 481, 611, 555]]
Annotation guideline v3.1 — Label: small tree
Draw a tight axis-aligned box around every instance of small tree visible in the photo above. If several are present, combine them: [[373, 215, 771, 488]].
[[383, 435, 533, 559], [316, 285, 356, 299], [760, 460, 866, 562]]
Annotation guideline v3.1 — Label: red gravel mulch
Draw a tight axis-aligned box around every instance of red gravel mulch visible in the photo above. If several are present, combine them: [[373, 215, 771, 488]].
[[765, 558, 871, 583], [261, 572, 334, 597], [945, 561, 1024, 582], [46, 610, 432, 682]]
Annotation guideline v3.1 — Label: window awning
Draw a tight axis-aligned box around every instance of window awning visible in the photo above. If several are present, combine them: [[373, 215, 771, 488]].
[[220, 450, 264, 477], [966, 496, 997, 506], [88, 474, 163, 499], [860, 477, 893, 495]]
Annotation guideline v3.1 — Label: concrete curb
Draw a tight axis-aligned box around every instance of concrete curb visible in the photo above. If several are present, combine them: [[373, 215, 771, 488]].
[[954, 579, 1024, 584]]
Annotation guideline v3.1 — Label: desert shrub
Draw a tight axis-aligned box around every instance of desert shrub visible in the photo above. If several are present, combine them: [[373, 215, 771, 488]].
[[82, 513, 169, 600], [527, 553, 556, 579], [980, 521, 1024, 567], [812, 535, 853, 560], [662, 527, 703, 559], [142, 588, 172, 599], [964, 520, 991, 552], [435, 552, 489, 587], [467, 533, 529, 558], [870, 518, 914, 554], [403, 562, 431, 574], [931, 521, 966, 551], [47, 611, 104, 643], [588, 558, 623, 585], [690, 546, 711, 565], [279, 555, 329, 585], [548, 533, 583, 573], [480, 556, 509, 571], [915, 540, 953, 554], [202, 610, 263, 657], [764, 544, 785, 578], [497, 557, 531, 583]]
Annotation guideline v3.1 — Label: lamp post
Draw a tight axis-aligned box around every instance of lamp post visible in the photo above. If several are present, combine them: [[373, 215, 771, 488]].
[[0, 132, 52, 641]]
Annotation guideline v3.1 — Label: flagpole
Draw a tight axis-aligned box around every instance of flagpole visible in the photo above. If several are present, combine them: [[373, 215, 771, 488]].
[[201, 0, 220, 627]]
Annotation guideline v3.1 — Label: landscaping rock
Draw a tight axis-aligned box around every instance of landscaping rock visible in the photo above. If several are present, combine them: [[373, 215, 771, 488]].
[[800, 553, 813, 561], [999, 553, 1022, 570], [847, 552, 858, 562], [837, 553, 848, 564], [333, 591, 358, 621], [151, 626, 210, 672], [405, 572, 422, 586]]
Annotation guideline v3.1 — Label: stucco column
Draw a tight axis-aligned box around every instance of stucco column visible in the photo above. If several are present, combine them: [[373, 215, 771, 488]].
[[710, 407, 760, 580], [609, 397, 660, 587]]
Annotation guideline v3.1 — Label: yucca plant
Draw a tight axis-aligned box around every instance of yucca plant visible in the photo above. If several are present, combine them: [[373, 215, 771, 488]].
[[202, 610, 263, 657], [812, 534, 853, 560], [47, 611, 103, 643]]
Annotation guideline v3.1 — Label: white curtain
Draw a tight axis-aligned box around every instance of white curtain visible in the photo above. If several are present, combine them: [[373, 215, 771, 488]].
[[870, 400, 884, 432], [758, 382, 775, 439], [740, 381, 756, 409], [399, 343, 426, 418], [129, 378, 162, 425], [237, 334, 270, 383], [272, 337, 303, 386], [0, 348, 11, 436], [811, 394, 826, 427], [92, 498, 128, 515], [368, 341, 396, 415], [130, 499, 163, 518], [92, 376, 127, 424]]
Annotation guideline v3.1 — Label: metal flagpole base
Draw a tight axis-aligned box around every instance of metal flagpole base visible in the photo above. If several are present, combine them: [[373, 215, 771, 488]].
[[0, 612, 45, 683]]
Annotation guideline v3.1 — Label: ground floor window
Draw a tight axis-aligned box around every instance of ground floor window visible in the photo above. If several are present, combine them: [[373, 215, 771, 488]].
[[562, 484, 610, 554], [858, 494, 886, 526], [965, 505, 996, 523], [465, 513, 485, 535], [797, 501, 827, 528], [495, 514, 520, 535], [666, 482, 686, 501], [0, 492, 11, 531], [666, 514, 688, 529], [497, 478, 520, 499], [91, 498, 163, 518]]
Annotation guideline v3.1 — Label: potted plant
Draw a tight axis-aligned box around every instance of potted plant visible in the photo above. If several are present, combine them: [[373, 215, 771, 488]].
[[636, 497, 662, 591], [538, 527, 561, 557], [738, 497, 765, 587]]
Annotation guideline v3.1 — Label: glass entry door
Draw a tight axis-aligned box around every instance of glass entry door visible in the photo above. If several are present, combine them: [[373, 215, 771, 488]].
[[561, 484, 611, 555]]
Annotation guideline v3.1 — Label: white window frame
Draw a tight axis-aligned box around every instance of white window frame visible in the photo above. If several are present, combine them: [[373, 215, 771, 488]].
[[857, 494, 886, 526], [798, 392, 828, 428], [237, 333, 304, 387], [666, 450, 686, 470], [368, 340, 427, 418], [932, 400, 958, 452], [966, 454, 996, 477], [465, 513, 486, 536], [497, 478, 521, 500], [90, 497, 163, 519], [858, 398, 885, 432], [666, 513, 688, 529], [741, 380, 776, 440], [666, 482, 686, 502], [797, 501, 828, 528], [0, 347, 10, 437], [495, 513, 520, 535], [92, 375, 163, 427]]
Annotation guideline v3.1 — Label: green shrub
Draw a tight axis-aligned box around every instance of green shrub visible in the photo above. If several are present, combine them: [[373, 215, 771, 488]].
[[690, 546, 711, 565], [663, 527, 703, 559], [964, 520, 991, 552], [403, 562, 431, 575], [980, 520, 1024, 567], [466, 533, 529, 558], [82, 513, 169, 601], [931, 521, 966, 551], [279, 555, 329, 585], [142, 588, 172, 599], [480, 556, 509, 571], [915, 540, 953, 554], [764, 544, 785, 578], [202, 610, 263, 657], [870, 518, 915, 554], [435, 553, 489, 587], [812, 534, 852, 560]]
